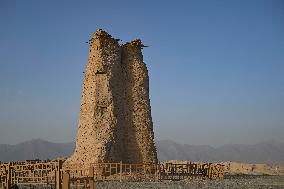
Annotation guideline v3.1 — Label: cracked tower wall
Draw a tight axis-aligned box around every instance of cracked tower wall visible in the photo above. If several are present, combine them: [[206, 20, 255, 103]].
[[66, 29, 157, 167], [66, 30, 125, 166], [121, 40, 157, 164]]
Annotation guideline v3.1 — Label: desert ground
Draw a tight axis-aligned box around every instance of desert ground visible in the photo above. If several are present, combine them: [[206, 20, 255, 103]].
[[94, 176, 284, 189]]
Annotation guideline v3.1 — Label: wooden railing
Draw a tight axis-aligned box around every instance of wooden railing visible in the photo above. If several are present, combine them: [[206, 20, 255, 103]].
[[0, 160, 224, 189], [158, 162, 224, 180], [0, 160, 60, 189]]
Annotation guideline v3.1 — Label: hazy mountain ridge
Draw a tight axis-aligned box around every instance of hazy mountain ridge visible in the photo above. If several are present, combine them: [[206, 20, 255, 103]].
[[156, 140, 284, 164], [0, 139, 283, 164], [0, 139, 74, 162]]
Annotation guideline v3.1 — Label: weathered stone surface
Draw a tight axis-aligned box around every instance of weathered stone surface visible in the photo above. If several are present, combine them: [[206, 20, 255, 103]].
[[121, 40, 157, 164], [65, 29, 157, 167]]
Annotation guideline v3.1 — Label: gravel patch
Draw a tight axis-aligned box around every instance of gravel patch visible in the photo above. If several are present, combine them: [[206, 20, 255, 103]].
[[16, 176, 284, 189], [94, 176, 284, 189]]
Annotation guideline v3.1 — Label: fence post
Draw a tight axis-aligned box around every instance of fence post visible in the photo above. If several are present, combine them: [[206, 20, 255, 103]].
[[154, 164, 158, 181], [56, 160, 62, 189], [220, 165, 225, 178], [6, 163, 11, 189], [119, 161, 122, 182], [89, 166, 94, 189], [62, 172, 70, 189], [157, 162, 161, 181], [208, 163, 212, 179]]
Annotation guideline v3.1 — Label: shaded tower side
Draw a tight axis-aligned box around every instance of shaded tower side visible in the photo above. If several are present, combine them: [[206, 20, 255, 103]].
[[65, 29, 124, 167], [121, 40, 158, 164]]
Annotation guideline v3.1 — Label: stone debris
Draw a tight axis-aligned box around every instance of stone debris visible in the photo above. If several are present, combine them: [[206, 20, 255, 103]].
[[65, 29, 157, 167]]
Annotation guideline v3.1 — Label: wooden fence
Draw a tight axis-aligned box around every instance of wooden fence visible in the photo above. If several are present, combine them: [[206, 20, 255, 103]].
[[0, 160, 224, 189]]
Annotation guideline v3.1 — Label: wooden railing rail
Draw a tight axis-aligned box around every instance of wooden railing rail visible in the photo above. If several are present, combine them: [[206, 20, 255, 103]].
[[0, 160, 224, 189]]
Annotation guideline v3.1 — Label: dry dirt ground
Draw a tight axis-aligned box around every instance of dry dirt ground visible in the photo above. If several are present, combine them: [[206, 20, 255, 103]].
[[94, 176, 284, 189]]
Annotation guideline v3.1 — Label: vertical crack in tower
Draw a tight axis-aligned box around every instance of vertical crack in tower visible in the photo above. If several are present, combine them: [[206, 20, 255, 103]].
[[65, 29, 157, 167]]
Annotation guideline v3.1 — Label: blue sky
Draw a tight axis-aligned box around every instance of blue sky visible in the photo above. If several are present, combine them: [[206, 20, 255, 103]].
[[0, 0, 283, 145]]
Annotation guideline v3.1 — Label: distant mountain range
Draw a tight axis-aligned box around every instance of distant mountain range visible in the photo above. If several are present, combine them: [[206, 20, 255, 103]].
[[0, 139, 73, 162], [156, 140, 284, 164], [0, 139, 283, 164]]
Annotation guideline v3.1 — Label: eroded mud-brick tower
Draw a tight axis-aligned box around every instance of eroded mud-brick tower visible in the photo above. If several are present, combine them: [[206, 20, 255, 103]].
[[65, 29, 157, 167]]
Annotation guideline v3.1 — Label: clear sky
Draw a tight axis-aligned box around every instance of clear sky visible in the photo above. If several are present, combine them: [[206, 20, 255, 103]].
[[0, 0, 283, 146]]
